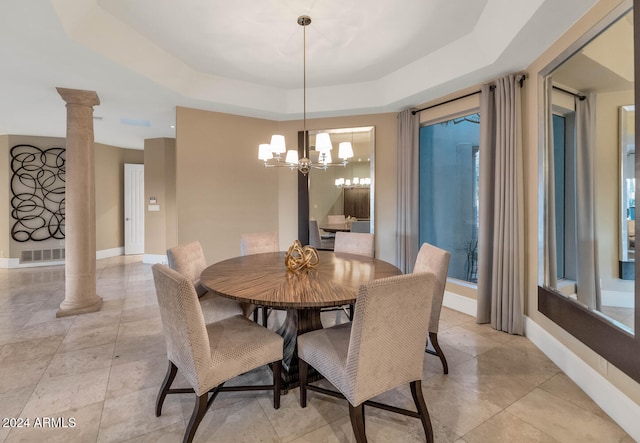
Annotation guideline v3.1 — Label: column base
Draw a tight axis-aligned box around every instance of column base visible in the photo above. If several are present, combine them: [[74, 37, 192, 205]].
[[56, 295, 103, 317]]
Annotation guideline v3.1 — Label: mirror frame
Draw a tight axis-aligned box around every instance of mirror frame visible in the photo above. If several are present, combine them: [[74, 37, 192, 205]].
[[297, 127, 375, 244], [538, 0, 640, 383]]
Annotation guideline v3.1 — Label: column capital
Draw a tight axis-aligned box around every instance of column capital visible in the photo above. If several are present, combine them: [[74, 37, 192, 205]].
[[57, 87, 100, 107]]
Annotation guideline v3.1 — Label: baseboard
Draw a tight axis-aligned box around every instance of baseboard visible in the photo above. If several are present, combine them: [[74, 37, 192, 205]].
[[0, 247, 125, 268], [525, 317, 640, 441], [143, 254, 167, 265], [443, 291, 477, 317], [601, 289, 634, 309], [96, 247, 124, 260]]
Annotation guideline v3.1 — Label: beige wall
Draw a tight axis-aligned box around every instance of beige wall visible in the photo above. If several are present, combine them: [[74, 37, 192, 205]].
[[524, 0, 639, 403], [175, 107, 398, 264], [144, 137, 177, 256], [1, 135, 142, 259], [95, 143, 144, 251], [175, 107, 282, 264], [0, 135, 9, 259]]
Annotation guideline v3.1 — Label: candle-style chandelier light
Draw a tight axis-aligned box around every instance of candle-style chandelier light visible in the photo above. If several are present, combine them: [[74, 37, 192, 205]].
[[257, 15, 354, 175]]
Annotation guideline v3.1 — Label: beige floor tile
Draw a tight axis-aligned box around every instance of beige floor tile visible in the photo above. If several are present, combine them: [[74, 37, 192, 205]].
[[421, 375, 503, 435], [462, 410, 559, 443], [438, 326, 504, 358], [507, 389, 628, 442], [42, 342, 115, 381], [122, 422, 186, 443], [0, 318, 74, 347], [538, 373, 611, 419], [5, 401, 103, 443], [0, 335, 63, 364], [105, 356, 168, 400], [476, 342, 560, 387], [57, 324, 119, 353], [98, 386, 184, 443], [0, 357, 51, 396], [257, 386, 347, 442], [447, 356, 536, 408], [21, 367, 110, 418], [188, 397, 281, 443]]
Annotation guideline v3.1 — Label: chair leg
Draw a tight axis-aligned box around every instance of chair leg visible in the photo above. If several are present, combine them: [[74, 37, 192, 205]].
[[410, 380, 434, 443], [253, 307, 259, 323], [299, 359, 308, 408], [272, 360, 282, 410], [429, 331, 448, 374], [262, 307, 269, 327], [184, 393, 208, 443], [156, 361, 177, 417], [348, 303, 354, 321], [348, 403, 367, 443]]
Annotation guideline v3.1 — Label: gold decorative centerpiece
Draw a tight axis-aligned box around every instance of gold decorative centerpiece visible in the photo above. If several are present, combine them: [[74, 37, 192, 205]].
[[285, 240, 319, 271]]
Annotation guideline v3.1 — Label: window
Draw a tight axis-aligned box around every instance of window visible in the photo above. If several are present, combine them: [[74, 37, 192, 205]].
[[419, 113, 480, 283], [552, 109, 577, 281]]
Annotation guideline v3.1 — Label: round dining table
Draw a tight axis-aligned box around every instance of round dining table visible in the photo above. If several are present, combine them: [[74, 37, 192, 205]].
[[200, 250, 401, 389]]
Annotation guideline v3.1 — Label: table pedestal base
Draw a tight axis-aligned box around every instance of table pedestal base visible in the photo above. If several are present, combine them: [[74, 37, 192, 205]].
[[276, 308, 323, 390]]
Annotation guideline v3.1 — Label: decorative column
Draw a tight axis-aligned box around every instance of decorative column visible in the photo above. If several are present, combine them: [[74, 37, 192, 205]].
[[56, 88, 102, 317]]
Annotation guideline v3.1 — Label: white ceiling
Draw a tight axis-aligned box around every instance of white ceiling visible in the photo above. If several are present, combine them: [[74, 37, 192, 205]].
[[0, 0, 598, 150]]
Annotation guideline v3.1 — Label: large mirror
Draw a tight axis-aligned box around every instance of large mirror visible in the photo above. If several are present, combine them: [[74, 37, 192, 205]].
[[539, 1, 639, 382], [297, 127, 375, 246]]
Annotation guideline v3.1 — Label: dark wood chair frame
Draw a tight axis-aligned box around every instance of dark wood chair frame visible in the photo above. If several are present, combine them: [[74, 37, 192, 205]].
[[156, 360, 282, 443], [299, 360, 434, 443], [426, 331, 448, 374]]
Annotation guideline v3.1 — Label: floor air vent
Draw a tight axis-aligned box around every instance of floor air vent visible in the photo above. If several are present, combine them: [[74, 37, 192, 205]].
[[20, 248, 65, 263]]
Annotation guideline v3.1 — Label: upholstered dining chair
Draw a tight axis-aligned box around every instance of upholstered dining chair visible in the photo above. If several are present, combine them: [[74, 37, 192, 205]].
[[167, 241, 252, 324], [240, 231, 279, 326], [327, 214, 346, 225], [240, 231, 279, 256], [308, 220, 335, 250], [413, 242, 451, 374], [349, 220, 370, 233], [334, 232, 374, 257], [332, 232, 375, 320], [298, 272, 436, 443], [152, 264, 283, 443]]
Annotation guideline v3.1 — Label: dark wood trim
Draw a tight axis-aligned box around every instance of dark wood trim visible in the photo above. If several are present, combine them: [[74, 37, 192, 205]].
[[538, 286, 640, 382], [297, 130, 309, 245]]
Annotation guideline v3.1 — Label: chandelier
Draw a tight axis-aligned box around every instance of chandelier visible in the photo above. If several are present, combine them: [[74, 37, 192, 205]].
[[257, 15, 354, 175]]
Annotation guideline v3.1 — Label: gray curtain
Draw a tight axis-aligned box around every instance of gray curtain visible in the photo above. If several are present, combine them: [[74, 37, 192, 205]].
[[477, 74, 525, 334], [575, 94, 601, 310], [396, 109, 419, 273], [544, 77, 558, 288]]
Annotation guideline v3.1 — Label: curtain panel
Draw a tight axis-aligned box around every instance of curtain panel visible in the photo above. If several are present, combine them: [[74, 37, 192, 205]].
[[477, 74, 525, 335], [396, 109, 420, 273], [575, 94, 601, 311]]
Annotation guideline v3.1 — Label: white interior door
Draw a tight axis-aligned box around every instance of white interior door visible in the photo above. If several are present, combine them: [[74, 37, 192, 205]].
[[124, 164, 145, 255]]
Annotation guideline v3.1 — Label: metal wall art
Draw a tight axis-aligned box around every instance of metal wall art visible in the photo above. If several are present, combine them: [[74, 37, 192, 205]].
[[10, 144, 66, 242]]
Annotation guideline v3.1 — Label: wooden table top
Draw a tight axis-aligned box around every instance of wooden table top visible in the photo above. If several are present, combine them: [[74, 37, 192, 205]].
[[319, 223, 351, 233], [200, 250, 402, 309]]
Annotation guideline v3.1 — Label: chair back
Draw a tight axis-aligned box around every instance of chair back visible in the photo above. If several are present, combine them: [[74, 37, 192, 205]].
[[152, 264, 212, 393], [240, 231, 279, 255], [413, 242, 451, 333], [167, 241, 208, 296], [346, 272, 435, 405], [327, 214, 346, 225], [334, 232, 374, 257], [350, 220, 370, 233], [308, 220, 322, 249]]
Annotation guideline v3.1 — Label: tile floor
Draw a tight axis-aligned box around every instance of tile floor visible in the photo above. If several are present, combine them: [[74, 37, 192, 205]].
[[0, 256, 634, 442]]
